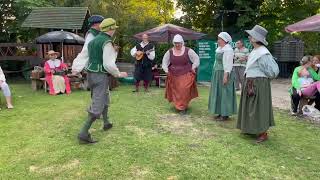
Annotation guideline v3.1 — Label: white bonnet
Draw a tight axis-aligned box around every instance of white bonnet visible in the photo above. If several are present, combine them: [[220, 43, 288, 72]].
[[218, 32, 232, 43], [172, 34, 184, 45]]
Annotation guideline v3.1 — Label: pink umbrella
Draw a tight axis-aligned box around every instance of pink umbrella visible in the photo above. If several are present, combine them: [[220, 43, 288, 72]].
[[134, 24, 206, 42], [285, 14, 320, 32]]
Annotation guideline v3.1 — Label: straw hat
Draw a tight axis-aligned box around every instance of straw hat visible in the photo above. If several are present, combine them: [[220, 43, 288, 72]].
[[245, 25, 268, 46], [47, 50, 60, 57]]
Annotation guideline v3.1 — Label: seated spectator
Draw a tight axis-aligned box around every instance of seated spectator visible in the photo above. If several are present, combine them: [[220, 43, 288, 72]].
[[311, 55, 320, 73], [308, 55, 320, 106], [44, 50, 71, 95], [296, 65, 320, 97], [291, 55, 320, 115], [0, 66, 13, 109]]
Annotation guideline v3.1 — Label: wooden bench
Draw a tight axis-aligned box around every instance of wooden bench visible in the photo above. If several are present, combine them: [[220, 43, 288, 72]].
[[32, 76, 88, 92], [40, 78, 47, 92], [31, 65, 88, 92], [30, 77, 47, 91]]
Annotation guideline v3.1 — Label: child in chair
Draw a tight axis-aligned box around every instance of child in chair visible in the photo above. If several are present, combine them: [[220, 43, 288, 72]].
[[297, 62, 320, 97]]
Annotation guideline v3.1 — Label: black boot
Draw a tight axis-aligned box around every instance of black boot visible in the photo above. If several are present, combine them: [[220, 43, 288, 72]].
[[78, 114, 97, 144], [102, 106, 113, 131], [221, 116, 230, 121], [103, 123, 113, 131], [78, 133, 98, 144]]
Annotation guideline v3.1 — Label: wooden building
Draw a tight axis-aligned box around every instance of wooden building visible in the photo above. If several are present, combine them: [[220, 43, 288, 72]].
[[21, 7, 91, 64]]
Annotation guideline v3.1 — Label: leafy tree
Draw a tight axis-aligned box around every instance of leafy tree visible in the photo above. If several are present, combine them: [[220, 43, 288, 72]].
[[233, 0, 262, 32], [0, 0, 15, 42], [259, 0, 320, 47], [0, 0, 53, 42], [82, 0, 174, 60], [1, 0, 174, 61], [176, 0, 219, 33], [175, 0, 264, 36], [176, 0, 320, 53]]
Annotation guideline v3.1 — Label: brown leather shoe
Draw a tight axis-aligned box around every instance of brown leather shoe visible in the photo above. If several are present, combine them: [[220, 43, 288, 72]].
[[256, 132, 268, 143]]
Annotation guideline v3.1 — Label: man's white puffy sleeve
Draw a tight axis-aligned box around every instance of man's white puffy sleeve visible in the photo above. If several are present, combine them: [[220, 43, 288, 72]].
[[130, 46, 137, 57], [147, 47, 155, 60], [102, 42, 121, 77], [72, 33, 95, 72]]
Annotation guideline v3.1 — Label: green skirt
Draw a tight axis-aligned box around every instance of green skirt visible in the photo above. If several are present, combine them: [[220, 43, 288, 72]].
[[208, 70, 237, 116], [237, 77, 275, 134]]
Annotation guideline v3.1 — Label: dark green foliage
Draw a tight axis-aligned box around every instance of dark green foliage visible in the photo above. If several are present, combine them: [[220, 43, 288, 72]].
[[176, 0, 320, 53]]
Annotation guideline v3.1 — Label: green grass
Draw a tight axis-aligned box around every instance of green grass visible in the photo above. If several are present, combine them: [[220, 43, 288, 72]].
[[0, 82, 320, 179]]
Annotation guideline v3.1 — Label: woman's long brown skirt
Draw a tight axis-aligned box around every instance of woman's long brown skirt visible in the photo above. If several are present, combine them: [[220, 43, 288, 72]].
[[165, 72, 198, 110]]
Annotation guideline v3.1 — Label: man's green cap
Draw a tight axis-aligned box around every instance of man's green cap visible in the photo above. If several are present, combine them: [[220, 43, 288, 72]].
[[99, 18, 119, 32]]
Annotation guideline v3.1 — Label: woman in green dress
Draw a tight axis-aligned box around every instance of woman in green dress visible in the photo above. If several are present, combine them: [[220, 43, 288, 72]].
[[208, 32, 237, 120], [237, 25, 279, 143]]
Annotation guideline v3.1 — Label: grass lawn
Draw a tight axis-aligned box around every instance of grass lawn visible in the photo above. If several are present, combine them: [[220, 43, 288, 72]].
[[0, 82, 320, 179]]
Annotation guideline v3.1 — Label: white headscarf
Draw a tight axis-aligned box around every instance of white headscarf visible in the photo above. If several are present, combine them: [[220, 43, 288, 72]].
[[218, 32, 232, 43], [172, 34, 185, 45], [216, 32, 233, 53]]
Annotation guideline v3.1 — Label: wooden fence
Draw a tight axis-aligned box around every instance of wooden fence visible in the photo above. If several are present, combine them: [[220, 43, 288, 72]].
[[0, 43, 83, 65], [0, 43, 40, 62]]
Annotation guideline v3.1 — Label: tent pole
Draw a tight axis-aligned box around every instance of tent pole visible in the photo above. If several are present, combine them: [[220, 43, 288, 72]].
[[61, 42, 64, 63]]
